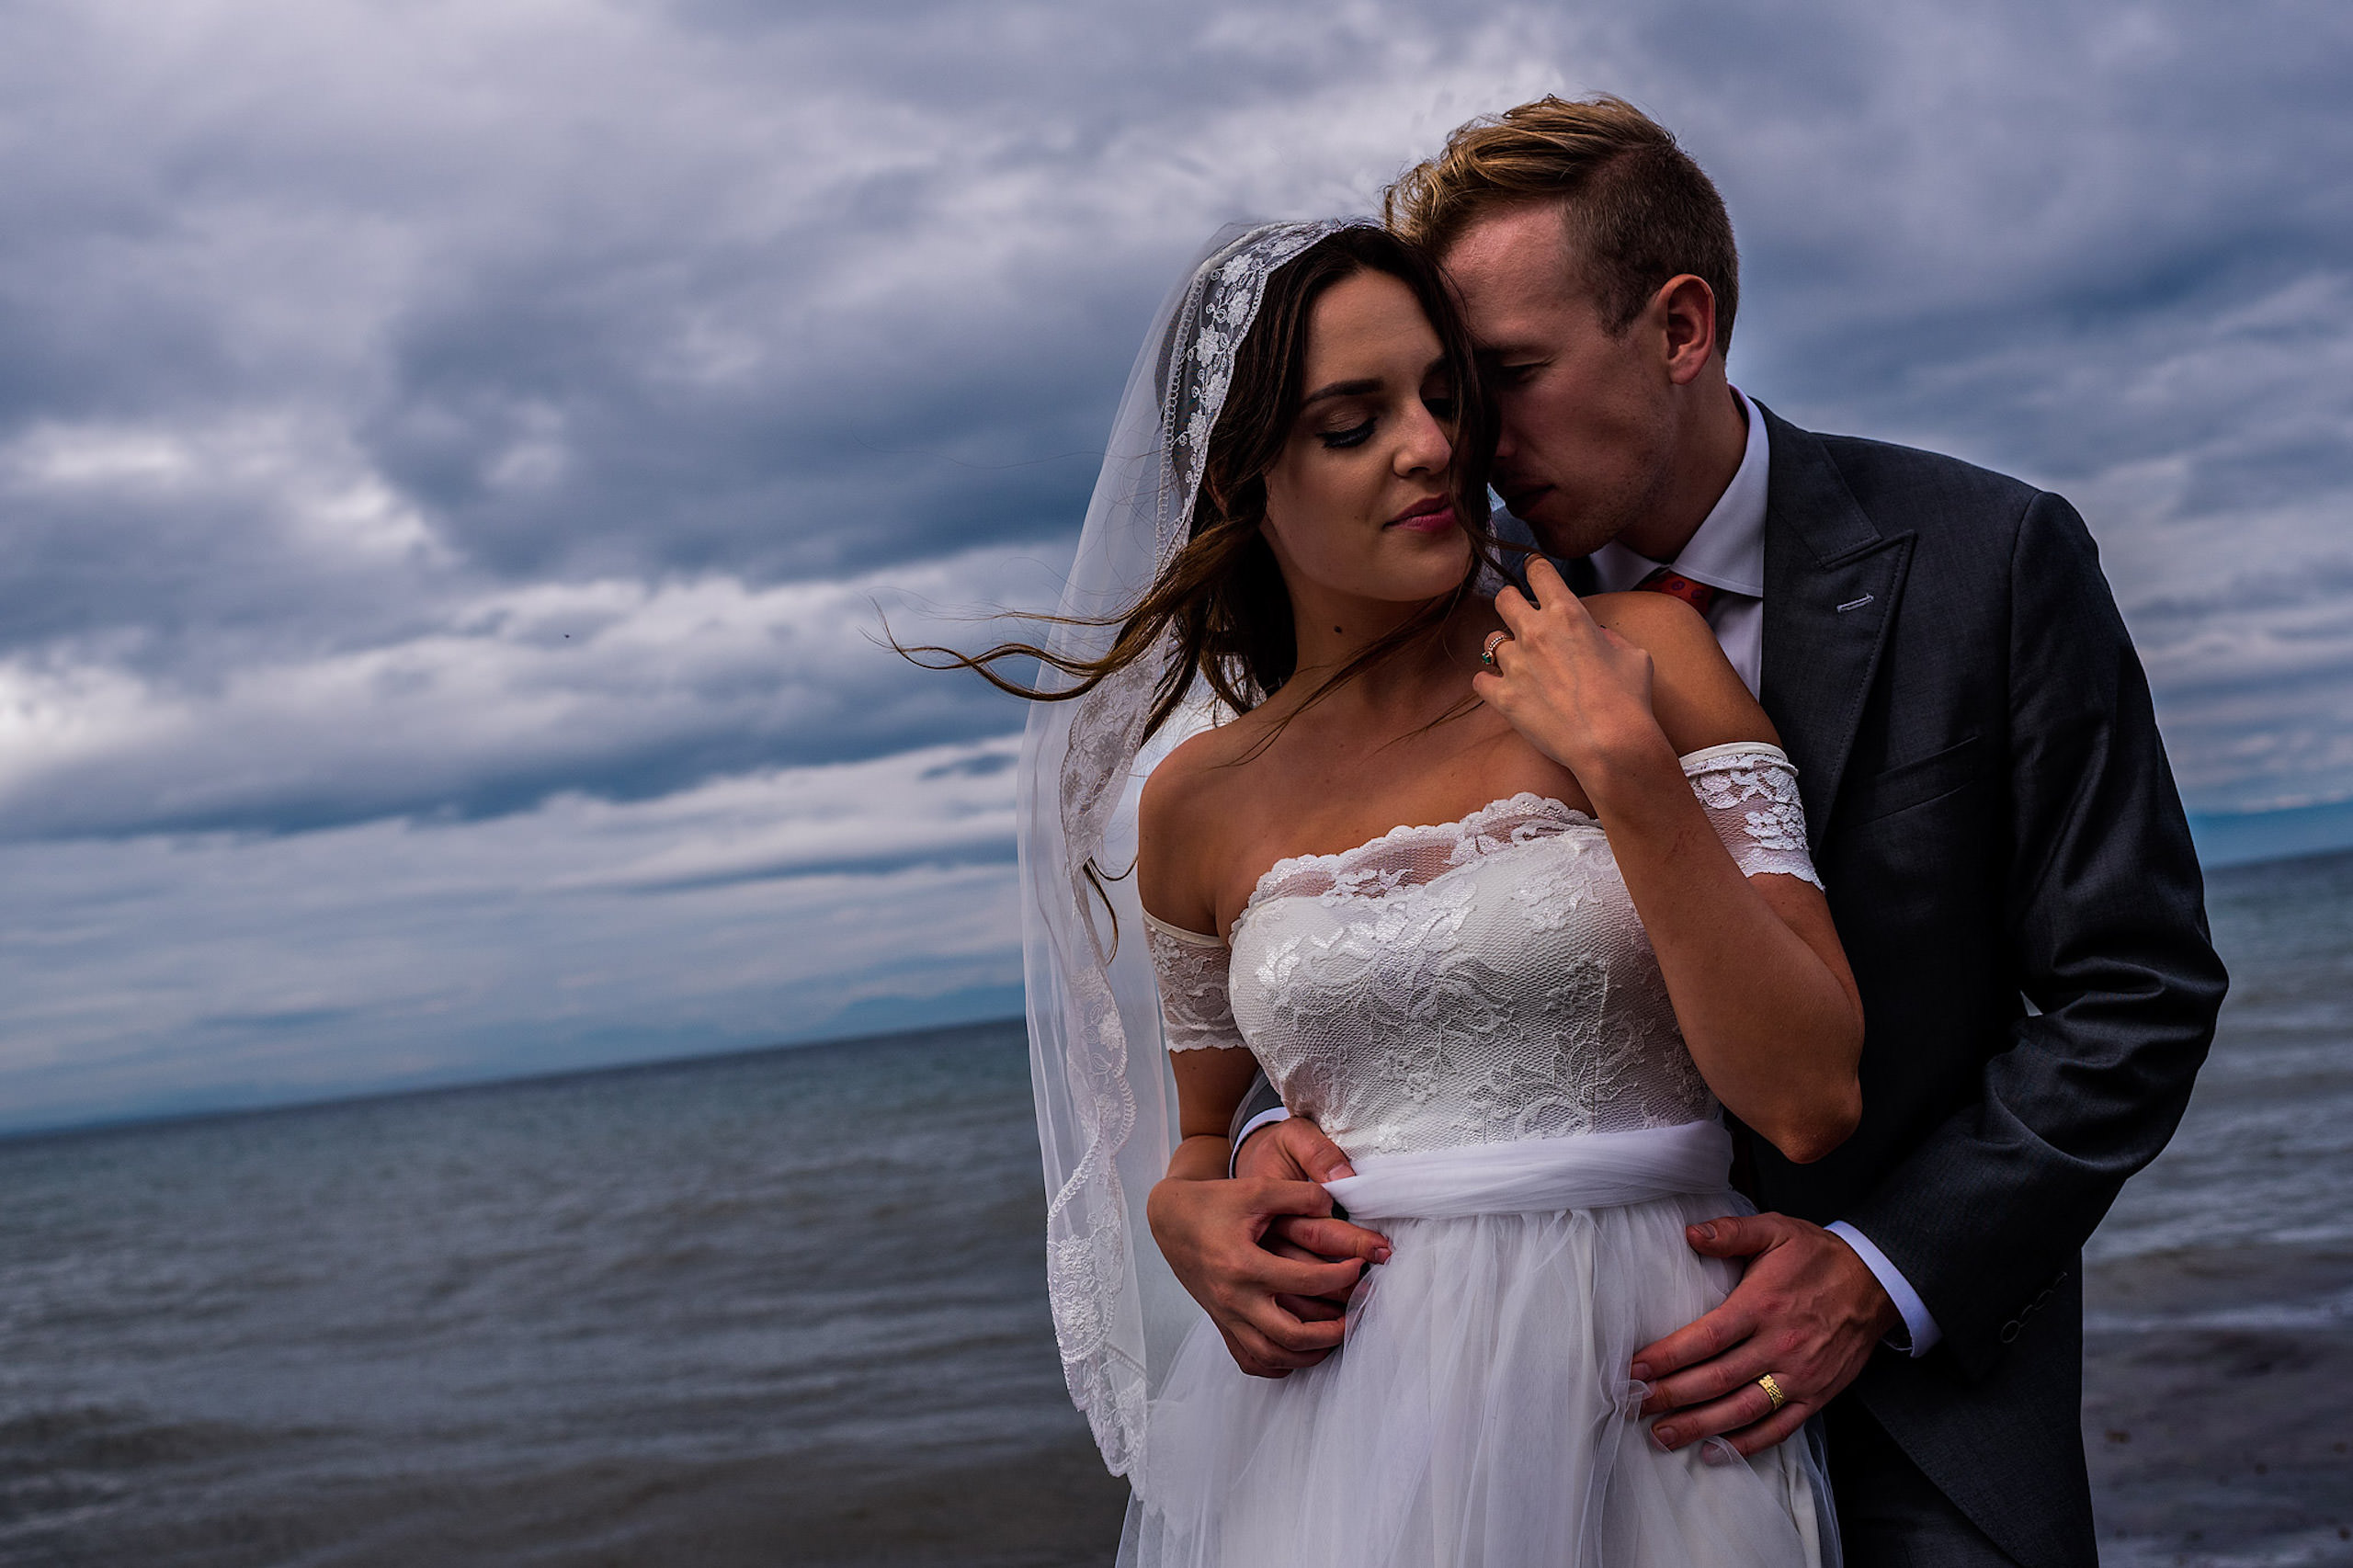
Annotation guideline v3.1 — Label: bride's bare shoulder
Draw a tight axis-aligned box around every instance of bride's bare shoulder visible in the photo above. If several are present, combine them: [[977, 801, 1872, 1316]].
[[1580, 591, 1779, 754], [1137, 715, 1267, 930], [1141, 716, 1263, 834]]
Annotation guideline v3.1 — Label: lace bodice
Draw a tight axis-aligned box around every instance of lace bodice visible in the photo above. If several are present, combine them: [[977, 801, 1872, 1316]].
[[1145, 744, 1819, 1159]]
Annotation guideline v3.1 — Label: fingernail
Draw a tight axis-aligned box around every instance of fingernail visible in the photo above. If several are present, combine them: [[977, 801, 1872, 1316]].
[[1651, 1426, 1677, 1451], [1691, 1222, 1716, 1243], [1372, 1247, 1392, 1265], [1330, 1164, 1356, 1179], [1630, 1361, 1652, 1381]]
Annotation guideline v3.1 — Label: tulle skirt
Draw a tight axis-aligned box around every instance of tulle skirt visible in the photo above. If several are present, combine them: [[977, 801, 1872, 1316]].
[[1120, 1127, 1835, 1568]]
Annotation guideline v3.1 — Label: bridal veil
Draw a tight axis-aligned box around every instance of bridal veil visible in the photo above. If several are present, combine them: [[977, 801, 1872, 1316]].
[[1016, 219, 1352, 1478]]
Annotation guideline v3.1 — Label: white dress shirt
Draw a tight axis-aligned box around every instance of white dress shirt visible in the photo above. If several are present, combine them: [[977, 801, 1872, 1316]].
[[1234, 388, 1941, 1356]]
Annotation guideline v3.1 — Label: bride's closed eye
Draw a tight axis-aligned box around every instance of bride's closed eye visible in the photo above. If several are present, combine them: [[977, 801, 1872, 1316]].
[[1318, 419, 1376, 449]]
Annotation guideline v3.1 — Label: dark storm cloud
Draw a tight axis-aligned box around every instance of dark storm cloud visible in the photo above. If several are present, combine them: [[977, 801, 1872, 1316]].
[[0, 0, 1429, 627], [0, 0, 2336, 838]]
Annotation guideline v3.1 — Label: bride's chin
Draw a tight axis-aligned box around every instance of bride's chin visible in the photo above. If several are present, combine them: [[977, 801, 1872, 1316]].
[[1377, 544, 1471, 597]]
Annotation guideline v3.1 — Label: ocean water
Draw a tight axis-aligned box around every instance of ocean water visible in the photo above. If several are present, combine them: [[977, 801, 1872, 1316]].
[[0, 1024, 1113, 1566], [0, 851, 2346, 1565], [2079, 849, 2353, 1565]]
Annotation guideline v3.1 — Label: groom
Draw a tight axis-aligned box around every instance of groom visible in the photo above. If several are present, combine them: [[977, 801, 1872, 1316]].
[[1149, 97, 2227, 1566]]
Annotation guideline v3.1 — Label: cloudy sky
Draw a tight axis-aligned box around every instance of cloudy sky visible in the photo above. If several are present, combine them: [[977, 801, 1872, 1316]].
[[0, 0, 2346, 1131]]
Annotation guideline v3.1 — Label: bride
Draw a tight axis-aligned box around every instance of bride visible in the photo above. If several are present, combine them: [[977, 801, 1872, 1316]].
[[930, 219, 1862, 1565]]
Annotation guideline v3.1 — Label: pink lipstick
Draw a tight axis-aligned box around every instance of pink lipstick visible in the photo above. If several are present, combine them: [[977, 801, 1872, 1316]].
[[1388, 497, 1456, 535]]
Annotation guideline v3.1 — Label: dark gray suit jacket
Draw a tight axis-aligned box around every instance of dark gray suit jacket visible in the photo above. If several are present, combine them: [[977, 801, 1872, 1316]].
[[1743, 407, 2222, 1563], [1229, 407, 2228, 1567]]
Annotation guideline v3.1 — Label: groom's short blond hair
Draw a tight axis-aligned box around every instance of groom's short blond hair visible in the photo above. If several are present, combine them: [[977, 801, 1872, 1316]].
[[1386, 95, 1740, 349]]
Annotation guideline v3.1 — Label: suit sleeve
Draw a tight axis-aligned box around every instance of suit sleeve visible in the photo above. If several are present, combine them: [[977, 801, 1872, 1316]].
[[1838, 490, 2229, 1379], [1226, 1069, 1286, 1147]]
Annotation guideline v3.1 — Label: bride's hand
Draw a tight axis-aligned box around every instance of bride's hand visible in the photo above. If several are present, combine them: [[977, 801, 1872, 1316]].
[[1236, 1118, 1392, 1324], [1472, 557, 1669, 779], [1146, 1175, 1376, 1378]]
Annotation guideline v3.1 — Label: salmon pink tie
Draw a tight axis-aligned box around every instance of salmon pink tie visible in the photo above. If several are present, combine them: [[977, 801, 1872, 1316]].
[[1635, 565, 1717, 615]]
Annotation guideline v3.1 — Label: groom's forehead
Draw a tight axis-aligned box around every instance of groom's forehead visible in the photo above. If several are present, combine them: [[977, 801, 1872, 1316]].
[[1449, 196, 1580, 257], [1448, 280, 1602, 359], [1443, 205, 1596, 319]]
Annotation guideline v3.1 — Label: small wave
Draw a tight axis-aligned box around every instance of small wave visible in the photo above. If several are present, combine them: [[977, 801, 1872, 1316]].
[[0, 1400, 310, 1475], [2086, 1291, 2353, 1334], [2101, 1526, 2353, 1568]]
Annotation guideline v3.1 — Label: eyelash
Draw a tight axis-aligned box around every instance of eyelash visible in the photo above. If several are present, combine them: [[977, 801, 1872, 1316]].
[[1319, 420, 1375, 449]]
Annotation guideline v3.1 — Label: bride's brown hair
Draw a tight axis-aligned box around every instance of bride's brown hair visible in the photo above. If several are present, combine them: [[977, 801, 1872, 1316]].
[[904, 225, 1495, 742]]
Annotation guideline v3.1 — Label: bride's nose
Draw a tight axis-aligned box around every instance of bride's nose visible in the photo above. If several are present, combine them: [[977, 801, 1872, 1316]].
[[1393, 403, 1453, 476]]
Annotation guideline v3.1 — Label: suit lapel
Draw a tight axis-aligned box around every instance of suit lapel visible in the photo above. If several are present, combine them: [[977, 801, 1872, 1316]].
[[1756, 404, 1914, 846]]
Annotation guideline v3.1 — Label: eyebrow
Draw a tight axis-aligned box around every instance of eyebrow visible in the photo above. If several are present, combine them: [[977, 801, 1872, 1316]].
[[1300, 378, 1382, 406]]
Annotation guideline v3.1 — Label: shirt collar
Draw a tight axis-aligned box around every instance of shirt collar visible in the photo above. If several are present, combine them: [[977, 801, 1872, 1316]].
[[1588, 387, 1768, 597]]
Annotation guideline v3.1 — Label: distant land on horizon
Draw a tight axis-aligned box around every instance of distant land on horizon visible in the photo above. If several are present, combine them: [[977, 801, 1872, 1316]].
[[2188, 796, 2353, 868]]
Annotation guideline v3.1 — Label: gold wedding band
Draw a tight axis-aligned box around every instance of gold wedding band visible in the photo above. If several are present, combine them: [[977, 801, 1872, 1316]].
[[1480, 631, 1510, 667], [1756, 1373, 1787, 1412]]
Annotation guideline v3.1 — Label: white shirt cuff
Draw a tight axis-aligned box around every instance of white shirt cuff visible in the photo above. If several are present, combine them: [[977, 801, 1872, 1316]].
[[1825, 1221, 1942, 1357], [1227, 1107, 1291, 1178]]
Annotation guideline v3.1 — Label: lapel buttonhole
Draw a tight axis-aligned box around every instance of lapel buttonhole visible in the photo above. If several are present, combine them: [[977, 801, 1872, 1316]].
[[1835, 594, 1875, 613]]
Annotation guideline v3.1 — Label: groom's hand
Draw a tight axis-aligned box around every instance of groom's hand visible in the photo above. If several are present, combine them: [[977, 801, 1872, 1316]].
[[1630, 1212, 1901, 1457]]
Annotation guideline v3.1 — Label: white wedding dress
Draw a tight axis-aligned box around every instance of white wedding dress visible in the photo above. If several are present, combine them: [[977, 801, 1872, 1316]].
[[1129, 743, 1837, 1568]]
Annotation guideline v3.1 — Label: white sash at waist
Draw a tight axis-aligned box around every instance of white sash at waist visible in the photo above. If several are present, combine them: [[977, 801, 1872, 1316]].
[[1320, 1120, 1733, 1221]]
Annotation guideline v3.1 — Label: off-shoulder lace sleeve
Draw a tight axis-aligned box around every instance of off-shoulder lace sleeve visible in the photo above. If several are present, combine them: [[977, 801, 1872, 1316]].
[[1680, 742, 1824, 889], [1144, 912, 1247, 1052]]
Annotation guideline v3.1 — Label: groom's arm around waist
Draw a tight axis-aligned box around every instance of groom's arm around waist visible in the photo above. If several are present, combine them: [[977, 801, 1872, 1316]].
[[1830, 487, 2228, 1381], [1227, 1074, 1289, 1173]]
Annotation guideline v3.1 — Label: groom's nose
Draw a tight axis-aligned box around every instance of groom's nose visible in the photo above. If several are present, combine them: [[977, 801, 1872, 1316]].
[[1489, 408, 1518, 463], [1486, 397, 1524, 459]]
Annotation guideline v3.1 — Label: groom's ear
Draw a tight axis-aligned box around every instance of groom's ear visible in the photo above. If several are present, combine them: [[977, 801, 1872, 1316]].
[[1654, 275, 1721, 384]]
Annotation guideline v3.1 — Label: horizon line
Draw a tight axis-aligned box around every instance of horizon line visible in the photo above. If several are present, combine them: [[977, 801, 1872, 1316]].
[[0, 1013, 1031, 1152]]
